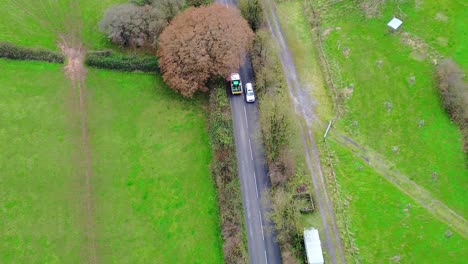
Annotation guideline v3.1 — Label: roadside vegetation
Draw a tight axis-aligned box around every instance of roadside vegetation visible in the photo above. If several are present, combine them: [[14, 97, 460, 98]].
[[208, 85, 248, 263], [241, 1, 321, 262]]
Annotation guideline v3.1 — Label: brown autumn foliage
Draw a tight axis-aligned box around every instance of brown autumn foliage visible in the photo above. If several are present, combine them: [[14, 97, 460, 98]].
[[157, 3, 254, 97]]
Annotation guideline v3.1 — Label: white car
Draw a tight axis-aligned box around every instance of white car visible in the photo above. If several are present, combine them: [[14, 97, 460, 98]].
[[245, 83, 256, 103]]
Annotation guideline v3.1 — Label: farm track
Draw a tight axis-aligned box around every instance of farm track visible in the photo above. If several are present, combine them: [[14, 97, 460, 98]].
[[329, 133, 468, 239], [59, 15, 98, 262], [260, 0, 346, 263]]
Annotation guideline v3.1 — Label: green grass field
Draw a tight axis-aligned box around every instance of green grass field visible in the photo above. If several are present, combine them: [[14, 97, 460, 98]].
[[0, 0, 126, 50], [276, 0, 467, 262], [330, 140, 467, 263], [0, 60, 81, 262], [379, 0, 468, 71], [0, 59, 223, 263], [315, 0, 467, 215]]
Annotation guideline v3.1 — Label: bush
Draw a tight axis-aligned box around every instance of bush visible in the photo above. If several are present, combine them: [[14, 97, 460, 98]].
[[186, 0, 212, 6], [85, 51, 159, 72], [251, 29, 285, 95], [240, 0, 263, 31], [99, 4, 167, 48], [435, 59, 468, 152], [0, 42, 64, 63]]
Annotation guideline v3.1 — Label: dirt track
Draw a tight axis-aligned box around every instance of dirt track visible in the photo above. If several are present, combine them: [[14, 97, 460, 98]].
[[59, 38, 97, 263]]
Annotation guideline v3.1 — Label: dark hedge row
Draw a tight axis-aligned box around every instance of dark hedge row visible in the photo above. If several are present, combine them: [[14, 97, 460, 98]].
[[0, 42, 159, 73], [0, 42, 64, 63], [85, 50, 159, 72]]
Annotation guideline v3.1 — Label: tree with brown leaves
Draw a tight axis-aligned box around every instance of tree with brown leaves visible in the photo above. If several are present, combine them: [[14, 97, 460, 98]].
[[157, 3, 254, 97]]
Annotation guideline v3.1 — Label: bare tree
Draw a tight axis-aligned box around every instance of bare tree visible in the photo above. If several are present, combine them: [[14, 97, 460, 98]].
[[99, 4, 167, 48], [157, 3, 254, 97], [152, 0, 185, 22]]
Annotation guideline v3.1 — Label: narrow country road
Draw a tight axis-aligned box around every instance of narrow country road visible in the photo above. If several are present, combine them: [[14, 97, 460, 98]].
[[216, 0, 282, 263], [260, 0, 347, 263]]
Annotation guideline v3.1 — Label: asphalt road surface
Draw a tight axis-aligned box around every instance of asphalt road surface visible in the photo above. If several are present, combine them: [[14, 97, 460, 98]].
[[230, 58, 282, 264], [216, 0, 282, 263]]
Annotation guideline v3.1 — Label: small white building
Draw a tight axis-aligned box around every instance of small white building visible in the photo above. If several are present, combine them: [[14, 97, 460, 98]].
[[387, 17, 403, 31], [304, 228, 324, 264]]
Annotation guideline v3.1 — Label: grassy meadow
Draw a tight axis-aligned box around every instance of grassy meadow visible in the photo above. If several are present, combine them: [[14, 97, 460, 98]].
[[315, 0, 467, 216], [0, 60, 81, 262], [330, 140, 467, 263], [275, 0, 467, 262], [0, 59, 223, 263], [0, 0, 126, 50]]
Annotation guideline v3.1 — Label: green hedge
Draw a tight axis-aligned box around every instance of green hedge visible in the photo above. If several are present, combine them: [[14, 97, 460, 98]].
[[85, 50, 159, 73], [0, 42, 159, 73], [0, 42, 64, 63]]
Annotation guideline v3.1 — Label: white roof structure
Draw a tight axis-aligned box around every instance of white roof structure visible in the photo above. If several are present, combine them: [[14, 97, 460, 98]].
[[304, 228, 324, 264], [387, 17, 403, 30], [230, 73, 240, 81]]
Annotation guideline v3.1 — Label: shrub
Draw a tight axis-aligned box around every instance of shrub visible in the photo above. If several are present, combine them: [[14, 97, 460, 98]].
[[85, 51, 159, 72], [0, 42, 64, 63], [99, 4, 167, 48], [157, 3, 254, 97], [129, 0, 154, 5], [251, 29, 285, 95], [152, 0, 185, 22], [435, 59, 468, 152], [240, 0, 262, 31], [186, 0, 212, 7]]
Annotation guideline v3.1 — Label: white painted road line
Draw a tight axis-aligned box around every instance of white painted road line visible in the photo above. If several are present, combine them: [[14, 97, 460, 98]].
[[249, 139, 253, 160], [254, 171, 258, 198], [260, 215, 265, 240], [244, 105, 247, 124], [264, 251, 268, 264]]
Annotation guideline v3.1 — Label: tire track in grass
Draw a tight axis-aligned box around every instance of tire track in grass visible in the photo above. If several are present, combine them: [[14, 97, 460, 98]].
[[329, 132, 468, 239], [59, 34, 97, 264]]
